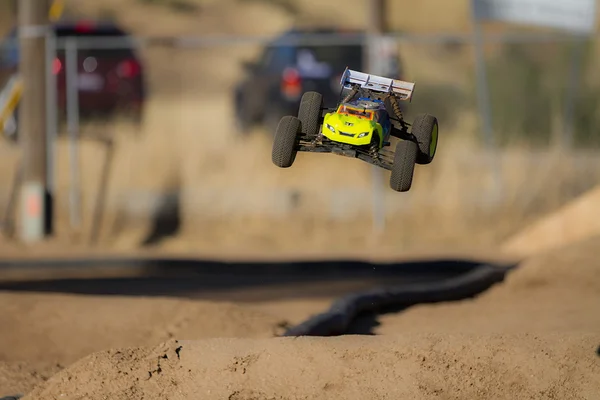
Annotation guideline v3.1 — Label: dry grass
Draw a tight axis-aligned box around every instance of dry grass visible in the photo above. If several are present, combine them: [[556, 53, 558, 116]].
[[4, 97, 597, 254], [1, 0, 600, 255]]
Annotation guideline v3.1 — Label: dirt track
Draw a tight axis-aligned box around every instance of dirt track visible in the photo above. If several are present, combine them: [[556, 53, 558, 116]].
[[363, 234, 600, 335], [0, 235, 598, 398], [24, 334, 600, 400]]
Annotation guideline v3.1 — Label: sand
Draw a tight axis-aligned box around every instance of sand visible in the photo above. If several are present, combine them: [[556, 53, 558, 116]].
[[0, 292, 285, 366], [0, 361, 63, 397], [0, 236, 597, 398], [22, 334, 600, 400], [0, 293, 289, 397], [502, 186, 600, 257], [368, 234, 600, 335]]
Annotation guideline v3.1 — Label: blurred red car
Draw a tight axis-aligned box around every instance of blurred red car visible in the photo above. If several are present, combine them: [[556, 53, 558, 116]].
[[0, 20, 146, 131]]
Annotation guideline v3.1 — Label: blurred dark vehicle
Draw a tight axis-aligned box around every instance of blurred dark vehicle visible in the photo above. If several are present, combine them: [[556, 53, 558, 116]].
[[233, 28, 403, 135], [0, 19, 146, 138]]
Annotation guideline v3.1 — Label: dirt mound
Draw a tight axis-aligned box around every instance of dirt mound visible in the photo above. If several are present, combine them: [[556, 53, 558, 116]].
[[501, 233, 600, 292], [502, 186, 600, 257], [25, 334, 599, 400], [371, 235, 600, 334], [0, 292, 284, 365], [0, 361, 63, 396]]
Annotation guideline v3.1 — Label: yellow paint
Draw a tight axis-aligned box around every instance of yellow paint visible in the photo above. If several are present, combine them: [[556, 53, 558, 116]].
[[49, 0, 65, 21], [0, 1, 64, 129], [430, 122, 438, 158], [0, 77, 23, 131], [322, 105, 383, 147]]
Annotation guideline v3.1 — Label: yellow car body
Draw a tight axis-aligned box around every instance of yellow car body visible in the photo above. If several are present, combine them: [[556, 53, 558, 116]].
[[322, 103, 384, 147]]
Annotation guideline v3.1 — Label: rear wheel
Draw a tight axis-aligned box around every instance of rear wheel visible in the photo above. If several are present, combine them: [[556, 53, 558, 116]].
[[265, 103, 286, 138], [298, 91, 323, 138], [233, 86, 256, 135], [235, 107, 254, 135], [411, 113, 438, 165], [390, 139, 418, 192], [272, 116, 301, 168]]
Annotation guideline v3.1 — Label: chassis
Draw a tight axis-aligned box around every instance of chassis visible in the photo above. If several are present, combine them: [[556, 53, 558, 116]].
[[296, 106, 399, 171], [271, 68, 439, 192]]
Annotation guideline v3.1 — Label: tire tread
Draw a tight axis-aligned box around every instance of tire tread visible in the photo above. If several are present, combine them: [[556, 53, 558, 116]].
[[411, 113, 438, 165], [272, 116, 301, 168], [390, 139, 418, 192], [298, 92, 323, 138]]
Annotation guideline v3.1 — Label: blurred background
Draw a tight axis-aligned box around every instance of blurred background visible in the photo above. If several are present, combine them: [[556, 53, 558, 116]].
[[1, 0, 599, 257]]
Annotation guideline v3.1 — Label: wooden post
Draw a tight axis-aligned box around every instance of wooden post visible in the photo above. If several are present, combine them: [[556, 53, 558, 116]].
[[18, 0, 51, 242]]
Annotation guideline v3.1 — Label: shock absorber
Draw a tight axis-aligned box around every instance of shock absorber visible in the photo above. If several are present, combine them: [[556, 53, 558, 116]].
[[342, 84, 359, 103], [386, 93, 409, 131], [387, 93, 404, 121]]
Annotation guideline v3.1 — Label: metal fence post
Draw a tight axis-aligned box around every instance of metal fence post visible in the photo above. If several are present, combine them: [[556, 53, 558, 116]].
[[562, 36, 586, 149], [470, 0, 503, 207], [367, 34, 387, 236], [366, 0, 388, 235], [65, 37, 81, 232], [44, 26, 57, 234]]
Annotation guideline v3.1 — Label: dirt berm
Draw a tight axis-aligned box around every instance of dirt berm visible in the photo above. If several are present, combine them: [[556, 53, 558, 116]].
[[372, 233, 600, 334], [23, 334, 599, 400], [502, 186, 600, 257], [16, 235, 600, 399], [0, 294, 284, 366]]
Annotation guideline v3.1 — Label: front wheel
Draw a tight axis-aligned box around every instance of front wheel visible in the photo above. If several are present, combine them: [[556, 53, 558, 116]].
[[390, 139, 418, 192], [411, 113, 438, 165], [298, 91, 323, 138], [272, 116, 301, 168]]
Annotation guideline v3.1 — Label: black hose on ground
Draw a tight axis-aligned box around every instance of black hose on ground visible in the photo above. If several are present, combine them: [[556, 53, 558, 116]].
[[282, 264, 512, 337]]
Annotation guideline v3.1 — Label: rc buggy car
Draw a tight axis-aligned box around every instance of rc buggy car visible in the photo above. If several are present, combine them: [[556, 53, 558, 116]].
[[271, 68, 438, 192]]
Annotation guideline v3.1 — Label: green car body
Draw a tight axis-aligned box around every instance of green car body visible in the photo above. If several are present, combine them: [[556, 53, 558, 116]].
[[321, 101, 389, 148]]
